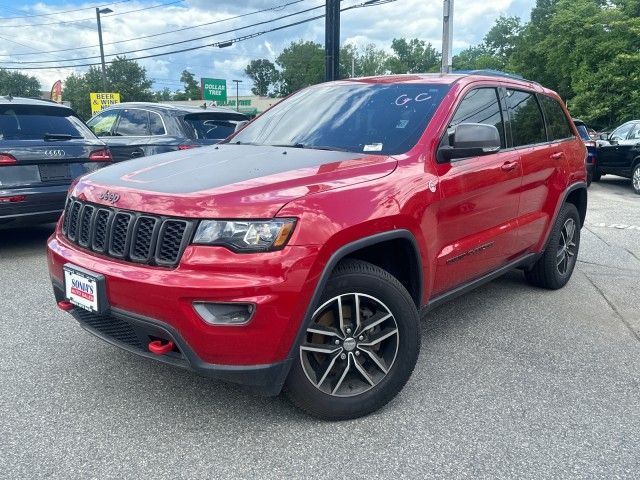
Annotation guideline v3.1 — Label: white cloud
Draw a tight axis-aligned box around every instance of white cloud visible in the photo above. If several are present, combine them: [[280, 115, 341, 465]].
[[0, 0, 535, 93]]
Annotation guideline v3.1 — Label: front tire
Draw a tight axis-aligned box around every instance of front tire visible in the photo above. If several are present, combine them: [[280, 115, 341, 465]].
[[285, 259, 420, 420], [592, 168, 602, 182], [632, 163, 640, 195], [525, 203, 581, 289]]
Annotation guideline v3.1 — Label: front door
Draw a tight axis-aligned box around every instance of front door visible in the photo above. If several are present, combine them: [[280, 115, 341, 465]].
[[431, 87, 522, 296], [598, 122, 636, 176]]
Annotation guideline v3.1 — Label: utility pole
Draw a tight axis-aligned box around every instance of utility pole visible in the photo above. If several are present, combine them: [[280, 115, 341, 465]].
[[232, 79, 242, 112], [351, 56, 355, 78], [96, 7, 113, 91], [441, 0, 454, 74], [324, 0, 340, 81]]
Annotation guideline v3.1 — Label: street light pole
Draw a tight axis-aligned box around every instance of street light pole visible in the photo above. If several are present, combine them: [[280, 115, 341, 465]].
[[232, 80, 242, 112], [95, 7, 113, 91], [441, 0, 454, 73]]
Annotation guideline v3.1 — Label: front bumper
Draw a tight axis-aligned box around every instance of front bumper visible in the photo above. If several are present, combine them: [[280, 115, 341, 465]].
[[52, 283, 292, 395], [48, 231, 321, 392]]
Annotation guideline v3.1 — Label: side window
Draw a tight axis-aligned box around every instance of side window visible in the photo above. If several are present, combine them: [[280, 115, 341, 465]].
[[540, 95, 574, 141], [611, 123, 634, 141], [628, 124, 640, 140], [114, 109, 149, 136], [446, 87, 506, 148], [149, 112, 166, 135], [86, 110, 119, 137], [506, 89, 546, 147]]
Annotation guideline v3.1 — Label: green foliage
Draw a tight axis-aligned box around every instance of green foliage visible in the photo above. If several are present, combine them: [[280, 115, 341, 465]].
[[276, 41, 325, 96], [174, 70, 201, 100], [244, 59, 279, 96], [63, 56, 154, 119], [0, 69, 41, 97], [154, 87, 174, 102], [385, 38, 440, 73]]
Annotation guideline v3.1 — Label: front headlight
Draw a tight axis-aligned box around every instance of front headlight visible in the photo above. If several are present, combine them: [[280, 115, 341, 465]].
[[192, 219, 296, 252]]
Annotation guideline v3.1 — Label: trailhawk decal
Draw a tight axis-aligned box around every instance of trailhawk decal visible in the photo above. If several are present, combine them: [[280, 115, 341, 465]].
[[446, 242, 495, 265]]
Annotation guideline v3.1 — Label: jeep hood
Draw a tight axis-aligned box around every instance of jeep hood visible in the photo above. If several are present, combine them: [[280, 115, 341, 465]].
[[73, 144, 397, 218]]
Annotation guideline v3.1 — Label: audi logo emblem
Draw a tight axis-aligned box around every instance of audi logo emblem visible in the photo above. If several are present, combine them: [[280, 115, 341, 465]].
[[44, 149, 66, 158]]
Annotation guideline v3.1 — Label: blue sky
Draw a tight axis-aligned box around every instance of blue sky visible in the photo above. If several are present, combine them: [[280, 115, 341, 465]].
[[0, 0, 536, 93]]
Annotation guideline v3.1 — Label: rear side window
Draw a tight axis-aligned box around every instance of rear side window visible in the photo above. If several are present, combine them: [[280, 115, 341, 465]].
[[447, 88, 506, 148], [114, 109, 149, 136], [506, 89, 546, 147], [149, 112, 166, 135], [540, 95, 573, 140], [0, 105, 94, 141]]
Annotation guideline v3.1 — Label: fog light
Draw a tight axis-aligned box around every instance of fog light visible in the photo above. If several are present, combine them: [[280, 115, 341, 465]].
[[193, 302, 255, 325]]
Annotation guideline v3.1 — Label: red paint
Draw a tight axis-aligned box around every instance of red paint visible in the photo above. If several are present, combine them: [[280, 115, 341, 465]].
[[0, 195, 27, 203], [88, 149, 112, 162], [47, 73, 586, 368], [57, 300, 74, 311], [0, 153, 17, 165], [148, 340, 175, 355]]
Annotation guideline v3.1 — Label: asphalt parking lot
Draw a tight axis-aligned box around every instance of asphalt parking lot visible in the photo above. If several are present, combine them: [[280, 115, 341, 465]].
[[1, 178, 639, 479]]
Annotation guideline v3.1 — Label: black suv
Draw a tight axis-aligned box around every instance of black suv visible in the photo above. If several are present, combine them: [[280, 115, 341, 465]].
[[595, 120, 640, 194], [86, 102, 248, 162], [0, 97, 111, 227]]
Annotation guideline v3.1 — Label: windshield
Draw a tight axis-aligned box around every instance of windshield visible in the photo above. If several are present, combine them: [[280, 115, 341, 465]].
[[230, 83, 450, 155], [0, 105, 94, 141]]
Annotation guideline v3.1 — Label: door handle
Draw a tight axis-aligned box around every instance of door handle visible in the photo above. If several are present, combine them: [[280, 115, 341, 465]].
[[550, 152, 564, 159], [130, 149, 144, 158], [501, 161, 518, 171]]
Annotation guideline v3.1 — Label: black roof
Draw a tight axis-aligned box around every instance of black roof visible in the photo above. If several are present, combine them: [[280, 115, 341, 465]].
[[100, 101, 247, 118], [0, 96, 73, 108]]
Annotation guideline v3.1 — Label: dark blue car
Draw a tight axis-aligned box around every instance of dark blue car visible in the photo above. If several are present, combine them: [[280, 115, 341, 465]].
[[573, 118, 596, 186], [0, 97, 111, 227]]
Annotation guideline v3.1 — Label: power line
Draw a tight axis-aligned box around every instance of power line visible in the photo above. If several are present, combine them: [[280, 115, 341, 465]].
[[0, 1, 133, 19], [0, 0, 184, 29], [0, 0, 397, 71], [1, 2, 326, 65], [0, 0, 308, 58]]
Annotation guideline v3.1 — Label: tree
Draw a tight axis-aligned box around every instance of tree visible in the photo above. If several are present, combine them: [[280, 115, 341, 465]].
[[154, 87, 174, 102], [484, 16, 522, 59], [385, 38, 440, 74], [453, 45, 505, 71], [244, 59, 278, 96], [0, 69, 41, 97], [276, 41, 324, 96], [173, 70, 200, 100], [63, 56, 154, 119]]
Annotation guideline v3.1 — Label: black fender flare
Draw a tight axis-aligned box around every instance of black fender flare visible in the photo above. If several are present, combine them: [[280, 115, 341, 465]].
[[283, 229, 423, 363], [541, 181, 587, 252]]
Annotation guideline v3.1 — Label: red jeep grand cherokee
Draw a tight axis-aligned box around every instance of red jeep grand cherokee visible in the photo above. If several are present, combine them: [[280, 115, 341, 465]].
[[48, 72, 587, 419]]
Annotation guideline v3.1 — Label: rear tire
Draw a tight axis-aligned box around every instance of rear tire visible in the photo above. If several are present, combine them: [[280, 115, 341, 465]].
[[284, 259, 420, 420], [632, 164, 640, 195], [525, 203, 581, 290]]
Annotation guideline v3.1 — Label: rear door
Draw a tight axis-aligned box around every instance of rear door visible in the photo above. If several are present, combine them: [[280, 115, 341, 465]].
[[105, 108, 152, 162], [432, 86, 523, 295]]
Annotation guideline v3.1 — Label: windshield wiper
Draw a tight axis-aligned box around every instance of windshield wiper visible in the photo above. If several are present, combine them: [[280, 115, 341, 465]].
[[269, 143, 354, 153], [44, 133, 82, 141]]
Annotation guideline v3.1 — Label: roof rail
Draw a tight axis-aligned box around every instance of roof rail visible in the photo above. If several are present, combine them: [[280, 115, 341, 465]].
[[454, 69, 540, 85]]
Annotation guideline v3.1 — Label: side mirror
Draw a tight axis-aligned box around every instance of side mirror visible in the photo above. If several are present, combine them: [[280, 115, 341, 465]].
[[599, 133, 608, 141], [438, 123, 501, 162]]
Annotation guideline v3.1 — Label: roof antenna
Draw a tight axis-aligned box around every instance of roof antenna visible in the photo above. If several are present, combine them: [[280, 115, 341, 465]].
[[5, 94, 13, 101]]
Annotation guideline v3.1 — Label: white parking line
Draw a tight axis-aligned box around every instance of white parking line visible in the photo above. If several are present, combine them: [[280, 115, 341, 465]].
[[588, 223, 640, 230]]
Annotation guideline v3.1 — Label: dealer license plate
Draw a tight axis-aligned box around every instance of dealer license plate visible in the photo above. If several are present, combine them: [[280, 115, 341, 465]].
[[64, 265, 101, 312]]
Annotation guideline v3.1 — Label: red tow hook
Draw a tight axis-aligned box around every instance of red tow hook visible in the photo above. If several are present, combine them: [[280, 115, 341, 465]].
[[148, 340, 175, 355], [57, 300, 74, 311]]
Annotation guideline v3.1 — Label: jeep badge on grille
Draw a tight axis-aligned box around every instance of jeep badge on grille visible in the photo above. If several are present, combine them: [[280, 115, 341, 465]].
[[99, 191, 120, 205]]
